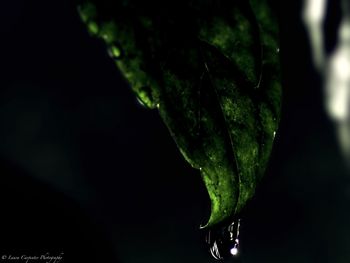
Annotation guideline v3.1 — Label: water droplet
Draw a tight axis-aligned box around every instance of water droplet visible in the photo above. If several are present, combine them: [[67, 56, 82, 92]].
[[136, 97, 147, 107], [108, 45, 122, 60], [230, 246, 238, 256], [88, 21, 99, 35], [102, 34, 109, 41], [203, 218, 241, 260]]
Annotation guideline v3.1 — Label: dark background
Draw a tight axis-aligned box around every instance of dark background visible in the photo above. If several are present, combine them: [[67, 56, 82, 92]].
[[0, 0, 349, 262]]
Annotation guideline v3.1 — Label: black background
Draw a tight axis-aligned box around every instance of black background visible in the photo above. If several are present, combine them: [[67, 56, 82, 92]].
[[1, 0, 349, 262]]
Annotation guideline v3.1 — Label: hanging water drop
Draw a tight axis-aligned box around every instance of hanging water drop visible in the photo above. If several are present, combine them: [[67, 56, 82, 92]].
[[230, 246, 238, 256], [203, 218, 241, 260]]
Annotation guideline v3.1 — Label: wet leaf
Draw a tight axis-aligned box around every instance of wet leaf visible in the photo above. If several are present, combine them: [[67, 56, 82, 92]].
[[77, 0, 281, 228]]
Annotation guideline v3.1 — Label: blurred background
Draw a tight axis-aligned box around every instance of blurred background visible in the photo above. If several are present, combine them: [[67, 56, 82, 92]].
[[0, 0, 349, 262]]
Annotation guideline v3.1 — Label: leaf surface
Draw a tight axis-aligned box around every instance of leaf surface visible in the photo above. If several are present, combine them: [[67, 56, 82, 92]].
[[77, 0, 281, 227]]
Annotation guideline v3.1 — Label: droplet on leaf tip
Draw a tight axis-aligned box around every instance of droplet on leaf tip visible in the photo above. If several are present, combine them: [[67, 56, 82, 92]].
[[203, 218, 241, 260]]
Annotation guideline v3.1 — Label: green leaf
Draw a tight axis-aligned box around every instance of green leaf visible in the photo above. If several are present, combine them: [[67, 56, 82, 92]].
[[77, 0, 281, 228]]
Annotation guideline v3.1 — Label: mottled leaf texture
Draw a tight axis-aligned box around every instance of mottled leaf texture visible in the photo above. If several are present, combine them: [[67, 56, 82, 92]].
[[77, 0, 281, 228]]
